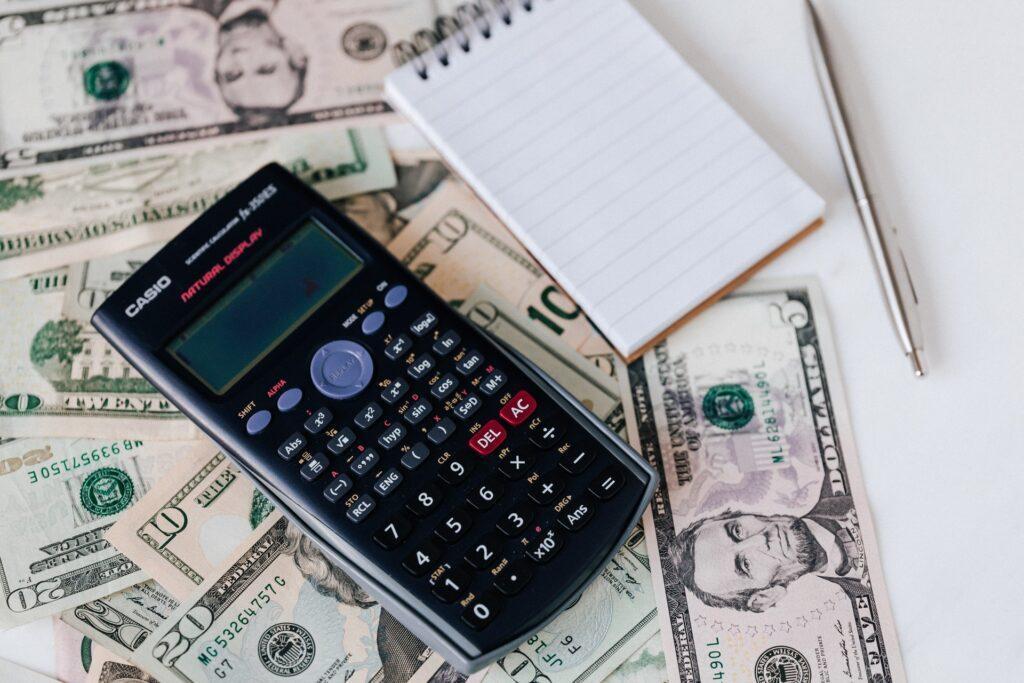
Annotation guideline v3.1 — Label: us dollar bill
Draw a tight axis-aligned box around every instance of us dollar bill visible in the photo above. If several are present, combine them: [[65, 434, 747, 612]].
[[85, 650, 161, 683], [62, 580, 180, 660], [618, 280, 906, 682], [106, 442, 274, 600], [0, 0, 437, 175], [0, 437, 191, 627], [422, 527, 657, 683], [604, 634, 669, 683], [460, 284, 623, 433], [135, 513, 434, 682], [387, 181, 617, 376], [52, 616, 94, 683], [0, 126, 396, 278], [0, 267, 195, 439]]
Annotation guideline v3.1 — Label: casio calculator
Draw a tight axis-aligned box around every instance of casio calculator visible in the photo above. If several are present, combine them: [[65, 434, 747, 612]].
[[92, 164, 656, 673]]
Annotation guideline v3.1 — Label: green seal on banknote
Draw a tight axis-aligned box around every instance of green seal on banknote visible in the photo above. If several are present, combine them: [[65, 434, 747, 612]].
[[80, 467, 134, 516], [83, 61, 131, 101], [259, 622, 316, 675], [753, 645, 811, 683], [701, 383, 754, 430]]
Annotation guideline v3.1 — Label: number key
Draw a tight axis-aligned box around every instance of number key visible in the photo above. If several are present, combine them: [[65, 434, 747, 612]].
[[462, 594, 501, 630], [374, 514, 413, 550], [435, 509, 471, 544], [432, 566, 471, 603], [496, 502, 533, 537], [437, 455, 472, 485], [466, 476, 504, 511], [465, 533, 501, 570], [403, 540, 441, 576], [406, 483, 443, 517]]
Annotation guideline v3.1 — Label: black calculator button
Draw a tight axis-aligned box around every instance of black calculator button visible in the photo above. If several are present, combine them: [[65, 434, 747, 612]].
[[462, 594, 501, 630], [432, 330, 461, 356], [350, 448, 380, 477], [427, 417, 457, 445], [410, 312, 438, 337], [435, 509, 472, 544], [437, 455, 473, 485], [354, 402, 383, 429], [479, 370, 507, 396], [300, 452, 329, 482], [528, 417, 565, 449], [453, 393, 483, 421], [557, 497, 595, 532], [496, 503, 533, 537], [385, 334, 413, 360], [466, 476, 504, 511], [558, 448, 594, 474], [407, 354, 436, 379], [346, 494, 376, 524], [407, 483, 443, 517], [589, 467, 626, 499], [404, 541, 441, 576], [465, 534, 501, 570], [374, 514, 412, 549], [432, 566, 470, 603], [430, 373, 459, 400], [277, 432, 306, 460], [494, 560, 533, 596], [276, 387, 302, 412], [497, 451, 535, 480], [404, 398, 433, 425], [400, 442, 430, 471], [380, 378, 409, 405], [323, 474, 353, 503], [525, 527, 564, 564], [372, 468, 403, 497], [304, 407, 332, 435], [455, 349, 484, 376], [528, 471, 566, 505], [326, 427, 356, 455], [361, 310, 385, 335], [377, 422, 407, 450], [384, 284, 408, 308], [245, 410, 271, 435]]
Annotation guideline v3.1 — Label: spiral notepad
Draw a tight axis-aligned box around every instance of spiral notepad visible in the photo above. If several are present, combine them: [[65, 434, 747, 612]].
[[386, 0, 825, 359]]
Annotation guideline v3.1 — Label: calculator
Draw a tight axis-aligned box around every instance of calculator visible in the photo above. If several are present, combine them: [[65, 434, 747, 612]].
[[92, 164, 656, 673]]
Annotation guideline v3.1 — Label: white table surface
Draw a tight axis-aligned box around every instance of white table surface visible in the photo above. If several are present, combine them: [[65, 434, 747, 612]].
[[2, 0, 1022, 680]]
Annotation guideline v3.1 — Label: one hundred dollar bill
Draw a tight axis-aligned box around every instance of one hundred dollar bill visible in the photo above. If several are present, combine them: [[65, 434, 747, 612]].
[[618, 280, 906, 682], [135, 513, 434, 682], [0, 267, 195, 439], [387, 181, 617, 376], [0, 437, 192, 627], [0, 1, 437, 174], [61, 580, 180, 661], [0, 126, 397, 278], [106, 442, 274, 600]]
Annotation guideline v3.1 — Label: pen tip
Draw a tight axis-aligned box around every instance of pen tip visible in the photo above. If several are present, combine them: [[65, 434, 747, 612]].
[[909, 348, 927, 377]]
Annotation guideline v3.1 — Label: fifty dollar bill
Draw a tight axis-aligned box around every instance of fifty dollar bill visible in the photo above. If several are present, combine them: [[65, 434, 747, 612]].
[[619, 280, 906, 682]]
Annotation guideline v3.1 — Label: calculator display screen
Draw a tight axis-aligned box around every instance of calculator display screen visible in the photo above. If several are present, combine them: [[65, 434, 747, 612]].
[[167, 218, 362, 394]]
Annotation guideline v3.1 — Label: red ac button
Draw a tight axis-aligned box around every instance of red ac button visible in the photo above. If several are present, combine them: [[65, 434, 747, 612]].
[[469, 420, 507, 456], [499, 390, 537, 426]]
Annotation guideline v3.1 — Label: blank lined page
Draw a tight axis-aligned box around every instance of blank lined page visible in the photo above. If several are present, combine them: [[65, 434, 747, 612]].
[[387, 0, 824, 357]]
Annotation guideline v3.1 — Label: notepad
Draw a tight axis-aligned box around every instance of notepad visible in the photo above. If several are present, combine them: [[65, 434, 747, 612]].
[[386, 0, 824, 359]]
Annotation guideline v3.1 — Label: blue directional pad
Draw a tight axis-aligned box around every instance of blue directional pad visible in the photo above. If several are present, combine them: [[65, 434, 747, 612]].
[[310, 339, 373, 400]]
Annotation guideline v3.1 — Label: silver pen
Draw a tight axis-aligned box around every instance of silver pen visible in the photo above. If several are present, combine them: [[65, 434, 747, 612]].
[[804, 0, 927, 377]]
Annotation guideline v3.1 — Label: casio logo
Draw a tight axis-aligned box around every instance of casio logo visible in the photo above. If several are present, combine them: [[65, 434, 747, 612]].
[[125, 275, 171, 318]]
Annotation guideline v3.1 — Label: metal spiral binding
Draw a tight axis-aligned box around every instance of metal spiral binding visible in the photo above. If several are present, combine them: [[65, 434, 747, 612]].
[[393, 0, 540, 80]]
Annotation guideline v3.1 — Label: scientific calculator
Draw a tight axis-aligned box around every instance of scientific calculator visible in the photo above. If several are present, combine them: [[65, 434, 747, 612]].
[[92, 164, 656, 673]]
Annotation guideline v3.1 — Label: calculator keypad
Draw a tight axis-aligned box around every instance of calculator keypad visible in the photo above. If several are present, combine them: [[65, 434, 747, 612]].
[[246, 279, 644, 645]]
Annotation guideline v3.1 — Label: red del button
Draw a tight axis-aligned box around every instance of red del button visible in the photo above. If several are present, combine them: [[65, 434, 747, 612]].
[[499, 390, 537, 426], [469, 420, 507, 455]]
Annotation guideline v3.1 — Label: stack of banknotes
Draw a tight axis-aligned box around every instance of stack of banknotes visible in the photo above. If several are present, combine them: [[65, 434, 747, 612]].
[[0, 1, 906, 681]]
